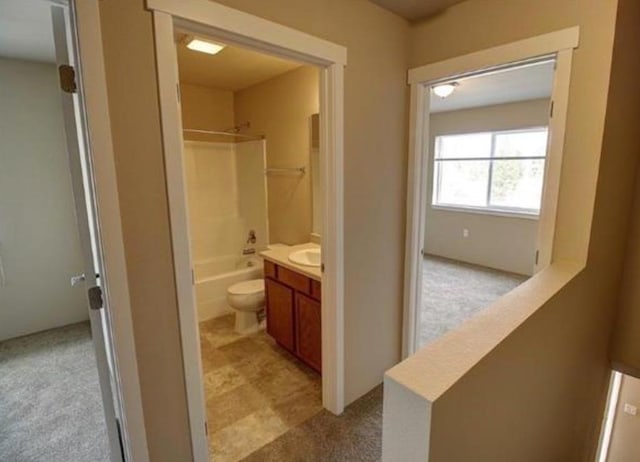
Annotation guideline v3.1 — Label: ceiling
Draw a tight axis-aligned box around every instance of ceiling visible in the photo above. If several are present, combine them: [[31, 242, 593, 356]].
[[176, 35, 302, 91], [369, 0, 467, 21], [430, 60, 555, 113], [0, 0, 55, 63]]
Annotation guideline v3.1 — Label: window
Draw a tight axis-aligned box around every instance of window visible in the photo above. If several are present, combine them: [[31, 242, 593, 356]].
[[432, 128, 549, 215]]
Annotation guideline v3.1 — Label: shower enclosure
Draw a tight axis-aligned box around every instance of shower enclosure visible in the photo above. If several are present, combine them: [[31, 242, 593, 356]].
[[182, 132, 269, 320]]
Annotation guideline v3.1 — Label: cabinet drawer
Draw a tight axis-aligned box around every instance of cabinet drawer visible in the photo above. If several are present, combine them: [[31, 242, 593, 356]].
[[310, 279, 321, 301], [264, 260, 277, 279], [278, 265, 311, 294]]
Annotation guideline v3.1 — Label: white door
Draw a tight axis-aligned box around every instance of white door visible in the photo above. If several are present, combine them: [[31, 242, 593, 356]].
[[51, 5, 124, 462]]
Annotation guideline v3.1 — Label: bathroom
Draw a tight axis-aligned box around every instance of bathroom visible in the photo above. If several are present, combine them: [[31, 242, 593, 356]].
[[176, 33, 323, 460]]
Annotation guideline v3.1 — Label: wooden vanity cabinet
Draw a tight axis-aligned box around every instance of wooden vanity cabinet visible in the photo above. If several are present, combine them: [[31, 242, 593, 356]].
[[264, 261, 321, 373]]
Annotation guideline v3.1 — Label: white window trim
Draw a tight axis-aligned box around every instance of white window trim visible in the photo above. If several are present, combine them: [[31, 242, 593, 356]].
[[432, 127, 549, 216]]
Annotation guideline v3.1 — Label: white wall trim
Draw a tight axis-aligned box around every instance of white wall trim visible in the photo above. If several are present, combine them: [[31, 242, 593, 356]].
[[408, 26, 579, 84], [402, 27, 579, 358], [73, 1, 149, 460], [149, 2, 347, 460], [147, 0, 346, 66]]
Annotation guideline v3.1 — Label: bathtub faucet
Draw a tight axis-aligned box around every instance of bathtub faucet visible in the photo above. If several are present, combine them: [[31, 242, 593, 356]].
[[246, 229, 257, 245], [242, 248, 256, 255]]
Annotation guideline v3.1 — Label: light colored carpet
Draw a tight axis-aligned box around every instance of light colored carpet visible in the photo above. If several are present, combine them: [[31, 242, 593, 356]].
[[0, 322, 111, 462], [242, 385, 383, 462], [419, 255, 528, 347]]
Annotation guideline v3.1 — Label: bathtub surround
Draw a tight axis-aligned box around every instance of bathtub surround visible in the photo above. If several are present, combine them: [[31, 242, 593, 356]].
[[0, 322, 110, 461], [199, 315, 322, 460], [0, 58, 88, 341]]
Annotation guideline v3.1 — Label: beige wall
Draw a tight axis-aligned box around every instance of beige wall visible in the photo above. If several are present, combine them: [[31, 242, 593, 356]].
[[610, 0, 640, 378], [384, 0, 640, 460], [98, 0, 409, 459], [234, 65, 317, 245], [0, 58, 88, 341], [607, 374, 640, 462], [425, 99, 549, 275], [180, 83, 234, 142], [98, 2, 193, 460]]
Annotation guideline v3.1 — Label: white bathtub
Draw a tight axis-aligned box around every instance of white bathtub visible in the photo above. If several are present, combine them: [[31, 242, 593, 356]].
[[195, 255, 263, 321]]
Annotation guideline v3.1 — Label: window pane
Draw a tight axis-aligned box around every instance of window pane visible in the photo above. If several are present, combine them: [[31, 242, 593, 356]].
[[489, 159, 545, 210], [494, 130, 548, 158], [435, 133, 492, 159], [435, 160, 490, 207]]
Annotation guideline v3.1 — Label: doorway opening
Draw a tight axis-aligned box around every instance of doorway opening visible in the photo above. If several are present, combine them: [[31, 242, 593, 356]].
[[403, 29, 577, 357], [0, 0, 139, 461], [150, 2, 346, 460], [176, 33, 323, 459]]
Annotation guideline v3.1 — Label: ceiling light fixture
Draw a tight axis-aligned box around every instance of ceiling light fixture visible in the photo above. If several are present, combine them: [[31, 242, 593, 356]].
[[432, 82, 459, 98], [186, 38, 225, 55]]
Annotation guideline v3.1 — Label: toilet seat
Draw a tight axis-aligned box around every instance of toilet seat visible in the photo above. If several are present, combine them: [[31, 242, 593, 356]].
[[227, 279, 264, 296]]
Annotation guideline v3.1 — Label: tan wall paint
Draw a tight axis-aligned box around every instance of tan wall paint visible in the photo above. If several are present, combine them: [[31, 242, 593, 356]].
[[98, 1, 193, 460], [234, 65, 317, 245], [426, 99, 549, 275], [607, 374, 640, 462], [180, 83, 234, 142], [98, 0, 408, 458], [609, 0, 640, 379], [394, 0, 640, 460]]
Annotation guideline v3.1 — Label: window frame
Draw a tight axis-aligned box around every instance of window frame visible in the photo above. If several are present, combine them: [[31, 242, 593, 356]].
[[432, 126, 549, 217]]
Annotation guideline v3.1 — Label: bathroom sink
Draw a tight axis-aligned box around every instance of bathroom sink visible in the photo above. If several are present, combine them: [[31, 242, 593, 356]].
[[288, 248, 321, 267]]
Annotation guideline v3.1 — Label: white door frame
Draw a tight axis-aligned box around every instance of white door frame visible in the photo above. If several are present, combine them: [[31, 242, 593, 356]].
[[402, 27, 579, 358], [147, 1, 346, 460], [69, 1, 150, 460]]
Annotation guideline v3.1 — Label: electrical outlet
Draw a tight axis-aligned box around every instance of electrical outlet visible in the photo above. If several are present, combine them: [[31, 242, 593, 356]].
[[463, 228, 469, 238], [624, 403, 638, 416]]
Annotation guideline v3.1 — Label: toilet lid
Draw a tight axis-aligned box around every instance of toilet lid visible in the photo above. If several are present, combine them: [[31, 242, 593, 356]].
[[227, 279, 265, 295]]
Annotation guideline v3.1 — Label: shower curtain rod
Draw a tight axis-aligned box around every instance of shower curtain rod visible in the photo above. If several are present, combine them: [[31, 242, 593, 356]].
[[183, 128, 264, 140]]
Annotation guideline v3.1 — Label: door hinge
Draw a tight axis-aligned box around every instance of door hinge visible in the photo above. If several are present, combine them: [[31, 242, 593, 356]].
[[177, 83, 181, 103], [191, 269, 195, 285], [88, 285, 104, 310], [58, 64, 77, 94], [549, 100, 554, 118], [321, 263, 325, 273], [535, 250, 540, 265], [204, 421, 208, 435]]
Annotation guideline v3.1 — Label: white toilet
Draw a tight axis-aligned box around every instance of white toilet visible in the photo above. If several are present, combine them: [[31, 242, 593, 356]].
[[226, 279, 265, 334]]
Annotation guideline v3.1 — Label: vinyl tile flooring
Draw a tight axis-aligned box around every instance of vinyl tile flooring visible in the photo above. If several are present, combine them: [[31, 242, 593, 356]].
[[419, 255, 529, 348], [199, 315, 323, 462]]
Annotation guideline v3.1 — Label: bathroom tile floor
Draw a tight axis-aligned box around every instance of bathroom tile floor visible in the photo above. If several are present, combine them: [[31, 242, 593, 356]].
[[199, 315, 323, 462]]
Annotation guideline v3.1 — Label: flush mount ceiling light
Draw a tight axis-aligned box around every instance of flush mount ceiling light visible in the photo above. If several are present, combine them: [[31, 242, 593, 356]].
[[432, 82, 459, 98], [186, 37, 225, 55]]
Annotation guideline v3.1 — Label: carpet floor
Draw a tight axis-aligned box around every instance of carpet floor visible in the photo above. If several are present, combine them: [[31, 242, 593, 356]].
[[0, 322, 110, 462], [419, 255, 528, 347], [243, 385, 383, 462]]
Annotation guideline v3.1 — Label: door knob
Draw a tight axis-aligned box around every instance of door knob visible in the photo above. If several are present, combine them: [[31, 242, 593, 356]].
[[71, 273, 86, 287]]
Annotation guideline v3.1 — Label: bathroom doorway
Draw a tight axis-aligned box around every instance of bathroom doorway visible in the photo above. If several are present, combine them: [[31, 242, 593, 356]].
[[151, 2, 346, 461]]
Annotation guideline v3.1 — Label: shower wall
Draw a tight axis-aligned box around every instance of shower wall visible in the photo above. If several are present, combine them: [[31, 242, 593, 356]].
[[183, 139, 268, 265]]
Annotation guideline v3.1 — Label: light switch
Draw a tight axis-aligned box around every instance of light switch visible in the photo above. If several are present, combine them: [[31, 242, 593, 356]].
[[623, 403, 637, 416], [463, 228, 469, 238]]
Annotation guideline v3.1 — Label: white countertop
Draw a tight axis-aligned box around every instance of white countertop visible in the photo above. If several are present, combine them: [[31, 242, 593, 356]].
[[260, 243, 322, 281]]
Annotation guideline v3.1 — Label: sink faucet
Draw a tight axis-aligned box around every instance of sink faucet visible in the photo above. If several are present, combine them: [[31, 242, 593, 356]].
[[246, 229, 257, 245]]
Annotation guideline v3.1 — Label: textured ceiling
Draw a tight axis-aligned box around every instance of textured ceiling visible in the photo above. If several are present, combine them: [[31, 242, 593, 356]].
[[430, 60, 555, 113], [176, 35, 302, 91], [369, 0, 467, 21]]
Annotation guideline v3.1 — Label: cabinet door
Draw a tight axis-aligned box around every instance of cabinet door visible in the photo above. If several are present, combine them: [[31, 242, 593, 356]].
[[295, 293, 322, 372], [265, 278, 295, 352]]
